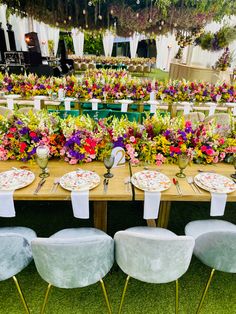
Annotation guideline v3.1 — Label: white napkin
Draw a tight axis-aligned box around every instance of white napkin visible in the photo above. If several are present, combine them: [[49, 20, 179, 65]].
[[92, 102, 98, 111], [183, 103, 191, 114], [210, 192, 227, 216], [71, 190, 89, 219], [34, 99, 41, 110], [0, 190, 15, 217], [7, 98, 14, 110], [64, 99, 71, 110], [121, 103, 128, 112], [144, 191, 161, 219]]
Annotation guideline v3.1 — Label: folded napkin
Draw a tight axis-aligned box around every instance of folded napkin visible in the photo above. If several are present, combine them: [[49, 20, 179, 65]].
[[144, 191, 161, 219], [0, 190, 15, 217], [210, 192, 227, 216], [71, 190, 89, 219]]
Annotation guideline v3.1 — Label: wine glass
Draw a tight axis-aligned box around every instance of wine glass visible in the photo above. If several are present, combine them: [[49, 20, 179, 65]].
[[231, 156, 236, 179], [104, 155, 115, 178], [176, 154, 189, 178], [36, 145, 50, 178]]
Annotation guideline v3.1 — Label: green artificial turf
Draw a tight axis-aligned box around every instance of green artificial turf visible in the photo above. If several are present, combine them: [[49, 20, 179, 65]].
[[0, 200, 235, 314]]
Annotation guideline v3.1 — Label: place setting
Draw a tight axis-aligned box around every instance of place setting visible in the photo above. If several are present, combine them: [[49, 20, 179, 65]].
[[131, 170, 171, 219]]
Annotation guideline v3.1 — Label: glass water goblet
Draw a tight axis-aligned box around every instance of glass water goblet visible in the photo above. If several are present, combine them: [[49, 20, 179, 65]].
[[176, 154, 189, 178], [36, 145, 50, 178], [104, 155, 115, 178], [231, 157, 236, 179]]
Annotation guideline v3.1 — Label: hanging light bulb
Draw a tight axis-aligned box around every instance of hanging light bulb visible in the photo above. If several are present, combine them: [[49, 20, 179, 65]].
[[149, 18, 152, 23], [64, 20, 66, 24], [161, 20, 165, 26], [88, 1, 92, 6], [68, 16, 71, 20], [83, 9, 86, 15], [98, 14, 102, 20], [136, 12, 139, 18], [86, 24, 88, 28], [110, 9, 113, 15], [136, 0, 140, 4]]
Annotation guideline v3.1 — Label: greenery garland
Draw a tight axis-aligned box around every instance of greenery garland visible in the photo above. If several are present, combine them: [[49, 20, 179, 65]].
[[195, 25, 236, 51]]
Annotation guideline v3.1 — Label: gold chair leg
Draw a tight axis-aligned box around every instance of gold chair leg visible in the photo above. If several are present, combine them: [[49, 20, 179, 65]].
[[175, 279, 179, 314], [12, 276, 30, 314], [196, 268, 215, 314], [100, 279, 112, 314], [118, 275, 130, 314], [41, 283, 52, 314]]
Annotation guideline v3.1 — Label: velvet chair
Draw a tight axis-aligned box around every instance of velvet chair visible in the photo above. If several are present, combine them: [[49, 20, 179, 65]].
[[0, 226, 37, 313], [114, 226, 195, 314], [31, 227, 114, 314], [185, 219, 236, 313]]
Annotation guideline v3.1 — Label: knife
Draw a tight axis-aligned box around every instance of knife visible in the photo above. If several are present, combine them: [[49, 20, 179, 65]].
[[33, 178, 46, 195], [128, 161, 135, 201], [173, 178, 182, 196], [103, 178, 108, 193]]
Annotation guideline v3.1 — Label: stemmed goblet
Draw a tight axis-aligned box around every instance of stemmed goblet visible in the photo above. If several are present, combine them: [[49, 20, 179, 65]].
[[176, 154, 189, 178], [104, 155, 115, 178], [230, 156, 236, 179], [36, 145, 50, 178]]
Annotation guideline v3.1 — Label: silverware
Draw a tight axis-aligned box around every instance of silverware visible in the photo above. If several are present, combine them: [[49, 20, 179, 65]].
[[33, 178, 46, 195], [187, 176, 202, 194], [51, 178, 60, 193], [198, 169, 215, 173], [186, 176, 198, 193], [173, 178, 182, 196], [124, 177, 131, 193]]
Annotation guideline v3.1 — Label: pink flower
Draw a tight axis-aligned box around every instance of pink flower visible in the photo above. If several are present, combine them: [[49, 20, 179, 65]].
[[69, 158, 78, 165], [130, 136, 136, 143]]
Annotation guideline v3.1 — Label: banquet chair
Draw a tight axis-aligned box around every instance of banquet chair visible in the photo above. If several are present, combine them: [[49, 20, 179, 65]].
[[0, 226, 37, 314], [83, 109, 111, 120], [31, 227, 114, 314], [110, 111, 140, 122], [185, 219, 236, 313], [48, 109, 80, 119], [18, 107, 39, 114], [0, 106, 13, 118], [204, 113, 232, 136], [114, 226, 195, 314], [183, 112, 205, 124]]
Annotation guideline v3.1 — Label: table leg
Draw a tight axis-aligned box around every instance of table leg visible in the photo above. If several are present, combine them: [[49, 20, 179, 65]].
[[157, 201, 171, 228], [147, 219, 156, 227], [93, 201, 107, 232]]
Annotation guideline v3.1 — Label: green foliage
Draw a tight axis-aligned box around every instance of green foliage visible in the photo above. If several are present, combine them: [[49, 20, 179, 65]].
[[59, 33, 74, 54], [84, 33, 103, 55]]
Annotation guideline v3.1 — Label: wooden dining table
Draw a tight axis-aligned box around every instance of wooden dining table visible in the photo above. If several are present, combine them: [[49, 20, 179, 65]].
[[0, 160, 236, 231]]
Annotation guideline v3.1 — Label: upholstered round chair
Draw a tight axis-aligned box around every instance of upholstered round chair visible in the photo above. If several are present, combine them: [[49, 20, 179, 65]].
[[0, 226, 37, 314], [0, 106, 13, 118], [31, 227, 114, 314], [185, 219, 236, 313], [114, 226, 195, 314]]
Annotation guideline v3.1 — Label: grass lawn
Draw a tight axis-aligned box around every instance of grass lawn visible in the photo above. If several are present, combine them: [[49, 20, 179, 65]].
[[0, 200, 235, 313]]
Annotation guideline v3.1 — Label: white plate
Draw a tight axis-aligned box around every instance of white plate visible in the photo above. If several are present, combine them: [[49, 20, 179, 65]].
[[194, 173, 236, 194], [0, 170, 35, 190], [131, 170, 171, 192], [60, 170, 100, 191]]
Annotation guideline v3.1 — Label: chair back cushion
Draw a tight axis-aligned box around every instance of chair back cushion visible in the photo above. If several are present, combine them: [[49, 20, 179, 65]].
[[194, 231, 236, 273], [31, 235, 114, 288], [0, 234, 32, 281], [114, 231, 194, 283]]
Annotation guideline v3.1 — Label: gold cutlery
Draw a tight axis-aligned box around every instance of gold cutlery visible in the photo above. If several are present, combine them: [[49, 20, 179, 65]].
[[173, 178, 182, 196]]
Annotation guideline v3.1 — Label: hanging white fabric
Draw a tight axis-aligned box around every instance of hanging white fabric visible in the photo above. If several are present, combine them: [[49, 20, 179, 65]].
[[129, 32, 140, 59], [0, 4, 10, 51], [71, 29, 84, 57], [48, 26, 60, 56], [102, 30, 114, 57], [9, 14, 28, 51]]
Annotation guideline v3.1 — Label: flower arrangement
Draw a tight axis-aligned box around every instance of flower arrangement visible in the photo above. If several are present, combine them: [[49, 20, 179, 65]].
[[213, 47, 232, 71], [0, 70, 236, 104], [0, 110, 235, 166]]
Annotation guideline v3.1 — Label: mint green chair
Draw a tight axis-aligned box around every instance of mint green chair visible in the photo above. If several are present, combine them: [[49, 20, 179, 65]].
[[83, 109, 111, 119], [0, 227, 37, 313], [110, 111, 140, 122], [114, 226, 195, 314], [185, 219, 236, 313], [48, 109, 80, 119], [31, 228, 114, 314]]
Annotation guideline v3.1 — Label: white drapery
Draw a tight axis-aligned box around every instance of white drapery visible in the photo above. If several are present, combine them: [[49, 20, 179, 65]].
[[129, 32, 140, 59], [48, 27, 60, 56], [0, 4, 10, 50], [71, 29, 84, 57], [102, 30, 114, 57], [9, 14, 28, 51]]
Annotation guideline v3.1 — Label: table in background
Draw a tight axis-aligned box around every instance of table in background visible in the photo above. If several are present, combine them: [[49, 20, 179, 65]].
[[169, 62, 231, 84]]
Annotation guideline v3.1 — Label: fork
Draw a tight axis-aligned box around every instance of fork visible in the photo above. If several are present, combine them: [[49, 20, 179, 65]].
[[187, 176, 202, 194], [51, 177, 60, 193]]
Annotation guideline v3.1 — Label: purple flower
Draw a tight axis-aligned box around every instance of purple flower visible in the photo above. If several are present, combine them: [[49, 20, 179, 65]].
[[19, 127, 29, 135]]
